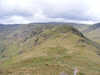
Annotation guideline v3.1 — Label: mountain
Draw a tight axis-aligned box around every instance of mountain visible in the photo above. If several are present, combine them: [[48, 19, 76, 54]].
[[31, 22, 88, 28], [0, 23, 100, 75], [0, 24, 21, 57], [83, 23, 100, 32], [83, 23, 100, 44], [0, 24, 20, 39]]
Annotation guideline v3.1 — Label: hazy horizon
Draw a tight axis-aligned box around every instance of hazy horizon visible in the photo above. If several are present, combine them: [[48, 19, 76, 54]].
[[0, 0, 100, 24]]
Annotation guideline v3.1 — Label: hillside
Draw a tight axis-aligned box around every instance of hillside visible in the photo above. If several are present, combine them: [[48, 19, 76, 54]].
[[0, 24, 20, 38], [0, 24, 20, 57], [83, 23, 100, 44], [0, 24, 100, 75]]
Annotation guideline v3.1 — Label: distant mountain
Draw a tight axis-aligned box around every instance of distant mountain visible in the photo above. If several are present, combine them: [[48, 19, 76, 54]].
[[0, 23, 100, 75], [0, 24, 20, 40], [31, 22, 87, 26]]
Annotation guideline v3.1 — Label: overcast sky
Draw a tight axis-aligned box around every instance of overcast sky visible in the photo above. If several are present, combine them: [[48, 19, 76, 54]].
[[0, 0, 100, 24]]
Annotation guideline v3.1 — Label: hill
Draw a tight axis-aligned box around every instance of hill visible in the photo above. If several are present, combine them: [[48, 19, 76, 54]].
[[0, 24, 100, 75], [83, 23, 100, 44], [0, 24, 20, 57]]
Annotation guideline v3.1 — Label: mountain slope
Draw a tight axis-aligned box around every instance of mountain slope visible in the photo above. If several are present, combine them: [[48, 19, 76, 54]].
[[83, 23, 100, 44], [83, 23, 100, 33], [0, 24, 100, 75], [0, 24, 20, 58]]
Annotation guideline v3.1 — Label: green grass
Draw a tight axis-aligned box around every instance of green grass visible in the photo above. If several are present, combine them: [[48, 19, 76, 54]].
[[0, 25, 100, 75]]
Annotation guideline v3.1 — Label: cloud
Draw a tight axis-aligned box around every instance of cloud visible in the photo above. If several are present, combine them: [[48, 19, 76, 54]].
[[0, 0, 100, 24]]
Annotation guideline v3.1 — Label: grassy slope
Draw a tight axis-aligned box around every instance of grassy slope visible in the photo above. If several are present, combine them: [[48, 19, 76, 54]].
[[0, 25, 21, 59], [81, 23, 100, 44], [84, 28, 100, 44], [0, 25, 100, 75]]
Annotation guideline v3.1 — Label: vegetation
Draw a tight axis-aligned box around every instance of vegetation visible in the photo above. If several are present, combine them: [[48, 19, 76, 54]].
[[0, 24, 100, 75], [82, 23, 100, 44]]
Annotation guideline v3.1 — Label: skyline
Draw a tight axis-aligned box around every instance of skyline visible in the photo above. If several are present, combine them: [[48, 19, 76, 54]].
[[0, 0, 100, 24]]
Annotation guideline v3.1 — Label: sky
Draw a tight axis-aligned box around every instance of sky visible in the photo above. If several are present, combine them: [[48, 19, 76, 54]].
[[0, 0, 100, 24]]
